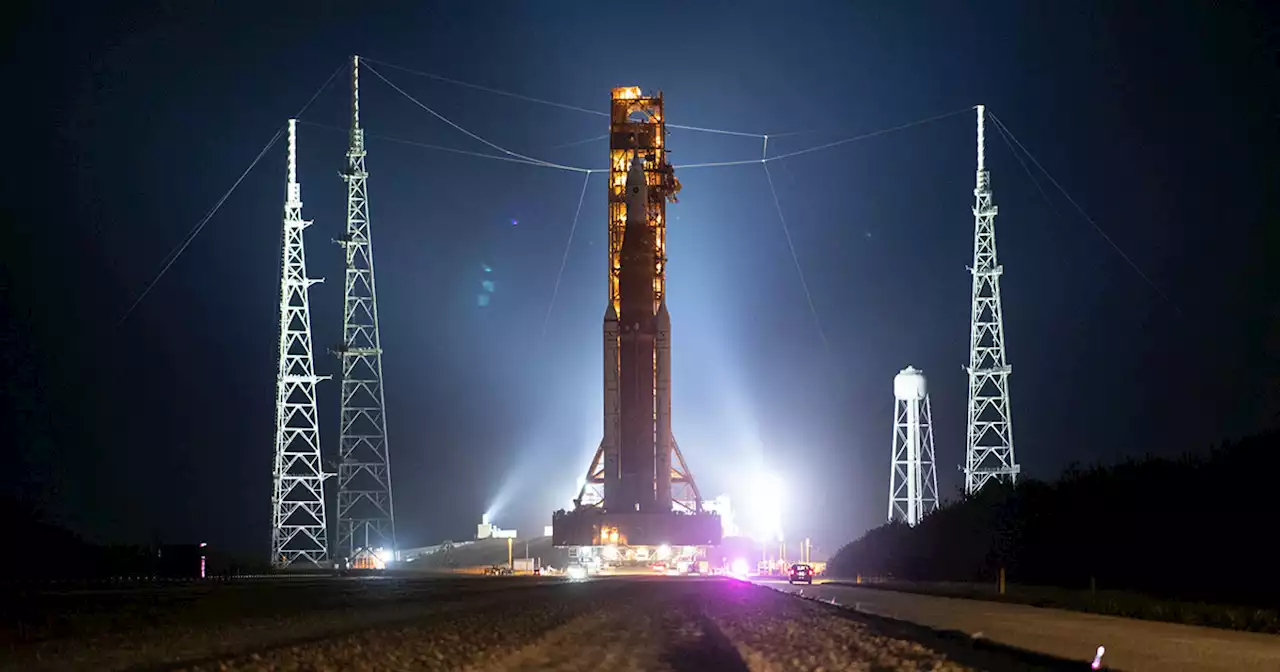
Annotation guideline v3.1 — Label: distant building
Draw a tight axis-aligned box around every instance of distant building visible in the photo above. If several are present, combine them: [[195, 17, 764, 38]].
[[476, 515, 517, 540]]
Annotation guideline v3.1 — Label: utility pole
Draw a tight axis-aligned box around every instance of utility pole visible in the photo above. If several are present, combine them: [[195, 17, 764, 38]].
[[271, 119, 330, 568], [336, 55, 397, 565], [963, 105, 1020, 495]]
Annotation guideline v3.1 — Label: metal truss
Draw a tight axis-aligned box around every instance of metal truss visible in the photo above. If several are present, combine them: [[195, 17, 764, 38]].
[[336, 56, 396, 561], [888, 377, 939, 526], [577, 443, 605, 508], [964, 105, 1020, 495], [576, 439, 703, 512], [271, 119, 331, 568], [669, 439, 704, 513]]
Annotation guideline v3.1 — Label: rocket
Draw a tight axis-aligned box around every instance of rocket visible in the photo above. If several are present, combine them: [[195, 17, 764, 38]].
[[602, 155, 673, 515]]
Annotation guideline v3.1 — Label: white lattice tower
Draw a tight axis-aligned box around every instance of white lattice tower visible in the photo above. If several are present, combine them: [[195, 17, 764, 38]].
[[888, 366, 939, 525], [271, 119, 331, 567], [963, 105, 1020, 494], [336, 55, 397, 563]]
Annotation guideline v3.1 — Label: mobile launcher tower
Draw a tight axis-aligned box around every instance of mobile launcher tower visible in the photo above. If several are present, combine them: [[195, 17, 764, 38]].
[[553, 87, 721, 550]]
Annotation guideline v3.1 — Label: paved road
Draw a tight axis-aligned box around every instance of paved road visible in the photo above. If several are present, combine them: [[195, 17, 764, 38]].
[[759, 579, 1280, 671], [2, 574, 1092, 671]]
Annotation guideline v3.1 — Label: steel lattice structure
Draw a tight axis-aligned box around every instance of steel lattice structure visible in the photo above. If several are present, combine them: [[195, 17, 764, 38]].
[[888, 367, 939, 526], [336, 55, 396, 563], [963, 105, 1020, 495], [271, 119, 331, 568]]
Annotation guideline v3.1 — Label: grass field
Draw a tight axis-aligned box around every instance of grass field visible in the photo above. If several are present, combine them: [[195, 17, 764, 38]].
[[828, 577, 1280, 634]]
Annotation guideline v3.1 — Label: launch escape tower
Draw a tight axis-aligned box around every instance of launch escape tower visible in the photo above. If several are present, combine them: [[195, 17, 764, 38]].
[[888, 366, 939, 526], [553, 87, 720, 548], [336, 56, 397, 564], [270, 120, 331, 567], [963, 105, 1019, 494]]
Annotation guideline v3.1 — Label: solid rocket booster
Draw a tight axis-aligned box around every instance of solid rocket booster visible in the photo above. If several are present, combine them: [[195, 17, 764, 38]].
[[602, 301, 620, 512], [654, 296, 672, 513]]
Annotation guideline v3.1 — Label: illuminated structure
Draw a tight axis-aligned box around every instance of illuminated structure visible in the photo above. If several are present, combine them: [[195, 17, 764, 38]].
[[271, 119, 331, 567], [964, 105, 1019, 494], [336, 56, 397, 565], [553, 87, 719, 548], [703, 494, 739, 537], [476, 513, 517, 540], [888, 366, 938, 525]]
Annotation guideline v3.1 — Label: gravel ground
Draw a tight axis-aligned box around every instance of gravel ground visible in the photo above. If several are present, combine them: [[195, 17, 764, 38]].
[[4, 576, 1084, 671], [1, 577, 567, 671], [468, 582, 750, 671], [706, 582, 970, 671], [190, 579, 975, 672], [184, 580, 642, 672]]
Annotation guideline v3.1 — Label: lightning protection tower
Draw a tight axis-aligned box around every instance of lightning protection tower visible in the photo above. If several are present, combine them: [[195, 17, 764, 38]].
[[888, 366, 939, 526], [271, 119, 331, 567], [963, 105, 1019, 495], [336, 55, 397, 566]]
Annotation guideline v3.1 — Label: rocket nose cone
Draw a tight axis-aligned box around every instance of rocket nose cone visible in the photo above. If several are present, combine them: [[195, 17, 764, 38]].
[[656, 298, 670, 325], [627, 154, 645, 183], [625, 155, 647, 202], [605, 303, 618, 321]]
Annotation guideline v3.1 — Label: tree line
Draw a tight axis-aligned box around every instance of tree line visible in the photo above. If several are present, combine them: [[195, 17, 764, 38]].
[[829, 430, 1278, 609], [2, 497, 267, 579]]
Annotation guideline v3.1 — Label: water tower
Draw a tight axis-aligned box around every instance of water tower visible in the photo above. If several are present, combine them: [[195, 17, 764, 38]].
[[888, 366, 940, 526]]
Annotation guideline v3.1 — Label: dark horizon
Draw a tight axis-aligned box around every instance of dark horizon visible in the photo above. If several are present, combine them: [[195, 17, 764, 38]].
[[5, 1, 1277, 560]]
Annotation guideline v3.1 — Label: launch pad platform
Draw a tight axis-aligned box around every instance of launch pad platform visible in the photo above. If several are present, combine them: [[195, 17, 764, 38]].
[[551, 507, 721, 548]]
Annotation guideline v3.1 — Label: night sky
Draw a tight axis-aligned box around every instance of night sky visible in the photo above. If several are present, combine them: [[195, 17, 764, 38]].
[[6, 1, 1277, 559]]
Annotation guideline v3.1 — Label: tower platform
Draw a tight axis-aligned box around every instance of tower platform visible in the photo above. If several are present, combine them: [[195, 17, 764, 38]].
[[552, 508, 720, 548]]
